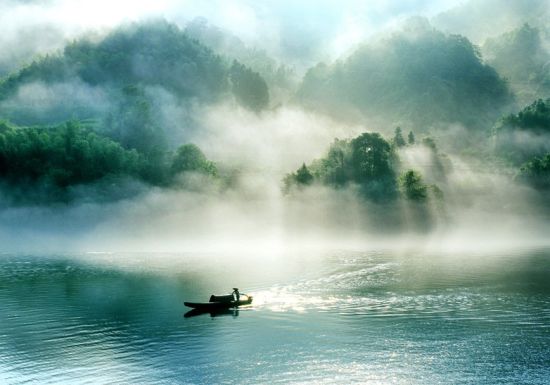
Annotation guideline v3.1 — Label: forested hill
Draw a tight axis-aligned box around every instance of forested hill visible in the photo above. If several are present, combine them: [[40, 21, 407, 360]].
[[0, 20, 270, 126], [296, 21, 513, 131], [483, 24, 550, 106], [0, 20, 270, 203], [184, 17, 297, 103]]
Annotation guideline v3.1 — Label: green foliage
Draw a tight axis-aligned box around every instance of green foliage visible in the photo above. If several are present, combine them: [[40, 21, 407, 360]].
[[294, 163, 314, 185], [170, 144, 217, 177], [0, 120, 218, 202], [63, 21, 229, 99], [185, 17, 296, 101], [229, 61, 269, 112], [310, 138, 353, 187], [0, 55, 70, 99], [0, 121, 142, 188], [408, 131, 415, 145], [104, 85, 165, 154], [283, 163, 314, 192], [500, 98, 550, 132], [285, 132, 397, 201], [350, 133, 394, 181], [0, 20, 271, 127], [351, 133, 397, 200], [0, 21, 210, 98], [393, 127, 406, 147], [494, 98, 550, 165], [399, 170, 428, 201], [493, 97, 550, 189], [297, 25, 512, 129], [517, 153, 550, 189]]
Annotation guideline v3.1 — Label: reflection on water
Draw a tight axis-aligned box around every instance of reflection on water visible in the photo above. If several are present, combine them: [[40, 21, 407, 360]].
[[0, 250, 549, 384]]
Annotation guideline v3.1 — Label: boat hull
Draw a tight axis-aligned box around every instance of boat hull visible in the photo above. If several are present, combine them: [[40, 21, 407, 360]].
[[184, 296, 253, 310]]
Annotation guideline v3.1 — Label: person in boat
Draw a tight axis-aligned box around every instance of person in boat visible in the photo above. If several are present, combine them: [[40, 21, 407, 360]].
[[232, 288, 240, 302]]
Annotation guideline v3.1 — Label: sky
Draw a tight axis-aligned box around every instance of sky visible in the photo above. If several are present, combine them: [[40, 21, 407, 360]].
[[0, 0, 466, 73]]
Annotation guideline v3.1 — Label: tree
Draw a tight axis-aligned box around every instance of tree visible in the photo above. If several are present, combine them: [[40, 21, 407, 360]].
[[283, 163, 314, 193], [393, 127, 406, 147], [400, 170, 428, 201], [517, 153, 550, 189], [408, 131, 415, 145], [170, 143, 217, 177], [295, 163, 313, 185], [0, 121, 143, 191], [494, 98, 550, 165], [229, 61, 269, 112], [104, 85, 165, 154], [350, 132, 397, 200], [314, 138, 352, 187], [283, 132, 398, 201], [350, 132, 394, 182]]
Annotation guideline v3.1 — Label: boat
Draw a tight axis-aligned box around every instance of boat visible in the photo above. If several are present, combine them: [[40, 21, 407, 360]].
[[184, 292, 253, 311]]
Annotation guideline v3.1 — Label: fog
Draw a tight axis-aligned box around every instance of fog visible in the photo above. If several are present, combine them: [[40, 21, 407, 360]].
[[432, 0, 550, 43], [0, 0, 549, 254], [0, 80, 110, 124], [0, 0, 466, 74], [3, 0, 547, 74], [1, 102, 548, 254]]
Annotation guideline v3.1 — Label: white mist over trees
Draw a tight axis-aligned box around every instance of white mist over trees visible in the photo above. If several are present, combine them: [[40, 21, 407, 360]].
[[0, 1, 549, 251]]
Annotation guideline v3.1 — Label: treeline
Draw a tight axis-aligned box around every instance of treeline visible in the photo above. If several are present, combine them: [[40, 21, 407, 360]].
[[494, 98, 550, 189], [0, 120, 217, 202], [284, 130, 443, 203]]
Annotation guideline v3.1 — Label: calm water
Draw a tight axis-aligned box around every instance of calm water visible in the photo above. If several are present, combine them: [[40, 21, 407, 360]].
[[0, 249, 549, 384]]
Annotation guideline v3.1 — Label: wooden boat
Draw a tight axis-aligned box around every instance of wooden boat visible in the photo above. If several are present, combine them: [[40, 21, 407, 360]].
[[184, 293, 253, 311]]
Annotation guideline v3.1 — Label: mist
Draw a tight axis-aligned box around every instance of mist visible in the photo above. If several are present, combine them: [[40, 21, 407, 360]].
[[0, 0, 466, 75], [0, 0, 549, 255]]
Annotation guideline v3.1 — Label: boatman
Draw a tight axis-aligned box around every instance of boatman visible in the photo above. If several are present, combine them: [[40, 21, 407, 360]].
[[232, 288, 240, 302]]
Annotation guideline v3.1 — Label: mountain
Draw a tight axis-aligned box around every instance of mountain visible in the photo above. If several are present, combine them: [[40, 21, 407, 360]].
[[296, 20, 513, 131], [0, 20, 270, 127], [184, 17, 297, 104], [483, 24, 550, 106]]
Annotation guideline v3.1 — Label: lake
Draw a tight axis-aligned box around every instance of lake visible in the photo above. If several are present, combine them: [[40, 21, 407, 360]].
[[1, 248, 549, 384]]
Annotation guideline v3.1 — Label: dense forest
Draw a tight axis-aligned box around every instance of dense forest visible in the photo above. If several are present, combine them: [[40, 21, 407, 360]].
[[0, 120, 217, 203]]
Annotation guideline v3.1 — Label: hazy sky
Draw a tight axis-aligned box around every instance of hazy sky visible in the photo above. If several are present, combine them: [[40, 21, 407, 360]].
[[0, 0, 465, 72]]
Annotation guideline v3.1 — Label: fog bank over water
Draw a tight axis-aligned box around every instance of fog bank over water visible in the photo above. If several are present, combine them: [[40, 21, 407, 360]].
[[1, 103, 549, 254], [1, 169, 548, 254]]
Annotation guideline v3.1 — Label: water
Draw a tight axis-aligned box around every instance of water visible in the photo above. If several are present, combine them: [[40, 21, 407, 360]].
[[0, 249, 549, 384]]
